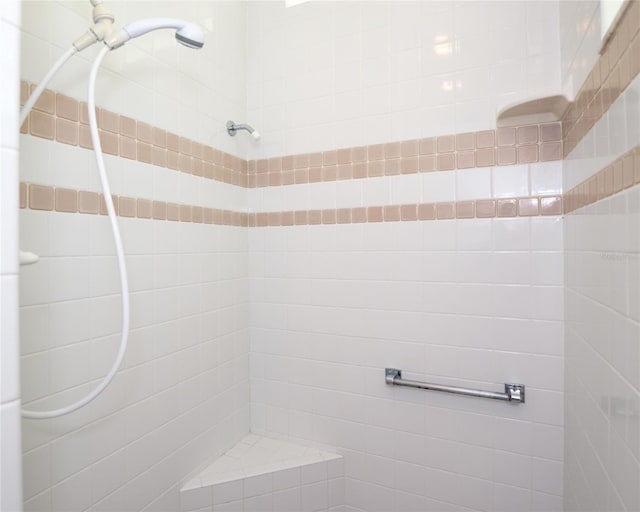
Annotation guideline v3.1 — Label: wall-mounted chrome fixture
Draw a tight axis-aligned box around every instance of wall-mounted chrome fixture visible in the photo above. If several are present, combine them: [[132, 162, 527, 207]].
[[385, 368, 525, 403], [226, 120, 261, 140]]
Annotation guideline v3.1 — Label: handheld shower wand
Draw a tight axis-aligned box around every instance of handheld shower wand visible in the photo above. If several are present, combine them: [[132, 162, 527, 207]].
[[105, 18, 205, 49], [21, 16, 204, 420]]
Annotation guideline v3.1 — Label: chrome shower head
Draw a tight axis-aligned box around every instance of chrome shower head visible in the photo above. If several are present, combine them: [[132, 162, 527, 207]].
[[105, 18, 205, 50], [226, 120, 261, 140]]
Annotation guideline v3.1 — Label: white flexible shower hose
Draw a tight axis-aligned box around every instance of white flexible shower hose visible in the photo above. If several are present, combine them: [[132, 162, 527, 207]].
[[19, 47, 77, 127], [22, 46, 130, 419]]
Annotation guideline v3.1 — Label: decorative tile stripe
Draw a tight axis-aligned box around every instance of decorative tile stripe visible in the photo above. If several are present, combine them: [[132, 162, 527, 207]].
[[19, 81, 249, 187], [562, 1, 640, 157], [20, 80, 562, 193], [246, 195, 563, 227], [19, 183, 249, 227], [19, 181, 562, 225], [246, 123, 563, 188], [564, 146, 640, 214]]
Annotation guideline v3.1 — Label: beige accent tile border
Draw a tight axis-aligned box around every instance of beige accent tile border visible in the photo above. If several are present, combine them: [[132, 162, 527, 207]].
[[20, 80, 248, 187], [246, 123, 562, 188], [246, 195, 563, 227], [564, 146, 640, 214], [562, 0, 640, 157], [20, 183, 249, 227], [20, 80, 562, 193], [19, 181, 563, 226]]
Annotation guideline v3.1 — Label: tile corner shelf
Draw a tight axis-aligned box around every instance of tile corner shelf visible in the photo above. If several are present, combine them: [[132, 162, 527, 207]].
[[497, 94, 571, 128], [179, 434, 344, 512]]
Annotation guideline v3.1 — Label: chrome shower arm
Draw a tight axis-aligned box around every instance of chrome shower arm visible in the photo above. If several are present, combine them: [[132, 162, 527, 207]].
[[228, 122, 252, 133], [226, 120, 261, 139]]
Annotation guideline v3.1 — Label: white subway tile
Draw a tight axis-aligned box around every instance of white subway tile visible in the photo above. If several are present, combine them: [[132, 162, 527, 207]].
[[91, 449, 129, 504], [530, 162, 563, 196], [492, 450, 532, 488], [345, 478, 395, 512], [531, 490, 562, 512], [422, 171, 456, 203], [0, 401, 22, 511], [180, 486, 213, 512], [48, 213, 92, 257], [492, 164, 530, 198], [424, 467, 493, 511], [272, 487, 301, 512], [19, 31, 51, 84], [1, 275, 19, 403], [0, 150, 18, 275], [531, 457, 563, 496], [243, 492, 272, 512], [531, 423, 563, 461], [89, 294, 122, 339], [456, 167, 492, 201], [301, 481, 328, 512], [493, 483, 531, 512], [20, 304, 49, 355], [531, 217, 563, 251], [48, 257, 90, 302], [272, 466, 301, 492], [49, 341, 92, 394], [493, 218, 531, 251], [213, 480, 243, 506], [213, 499, 242, 512], [300, 462, 328, 485], [0, 1, 20, 26], [20, 351, 50, 404]]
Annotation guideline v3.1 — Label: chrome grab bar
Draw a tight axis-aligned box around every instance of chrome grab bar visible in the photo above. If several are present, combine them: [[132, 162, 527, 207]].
[[385, 368, 525, 404]]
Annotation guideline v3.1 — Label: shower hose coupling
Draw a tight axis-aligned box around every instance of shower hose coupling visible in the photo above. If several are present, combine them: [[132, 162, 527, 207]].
[[72, 0, 116, 51]]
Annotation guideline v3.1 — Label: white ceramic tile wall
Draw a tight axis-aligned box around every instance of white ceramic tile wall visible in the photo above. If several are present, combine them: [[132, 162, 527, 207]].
[[558, 0, 601, 99], [561, 2, 640, 511], [245, 3, 567, 511], [19, 2, 250, 511], [20, 214, 251, 512], [564, 186, 640, 512], [1, 1, 23, 511], [248, 215, 565, 512], [246, 1, 561, 159], [15, 2, 578, 512]]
